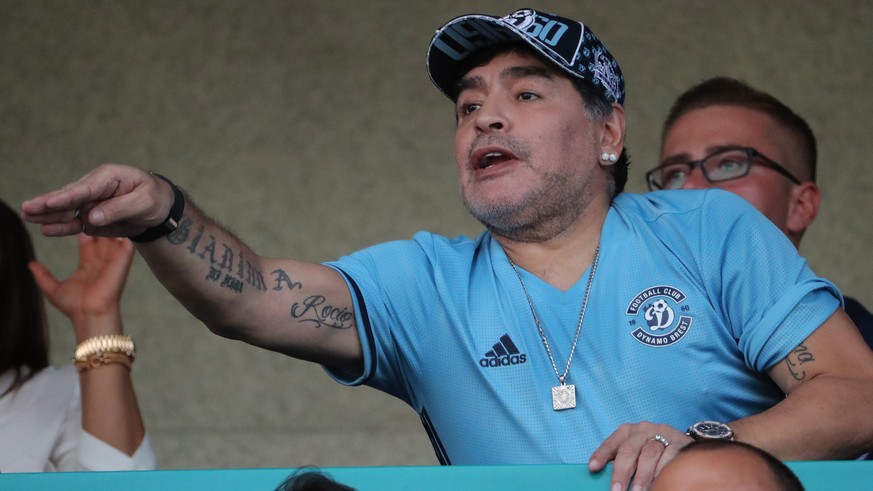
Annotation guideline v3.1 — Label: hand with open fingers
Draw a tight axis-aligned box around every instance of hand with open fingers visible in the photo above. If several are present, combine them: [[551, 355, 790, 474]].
[[27, 234, 135, 340], [588, 421, 693, 491], [19, 163, 175, 239]]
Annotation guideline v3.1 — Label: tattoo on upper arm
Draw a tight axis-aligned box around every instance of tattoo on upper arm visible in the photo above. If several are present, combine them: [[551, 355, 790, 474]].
[[290, 295, 354, 330], [785, 344, 816, 381], [271, 269, 303, 291]]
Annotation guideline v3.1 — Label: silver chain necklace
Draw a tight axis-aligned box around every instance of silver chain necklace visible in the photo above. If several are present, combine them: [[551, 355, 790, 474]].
[[507, 245, 600, 411]]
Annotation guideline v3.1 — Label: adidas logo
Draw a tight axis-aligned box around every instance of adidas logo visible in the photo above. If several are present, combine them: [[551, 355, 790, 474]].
[[479, 334, 528, 368]]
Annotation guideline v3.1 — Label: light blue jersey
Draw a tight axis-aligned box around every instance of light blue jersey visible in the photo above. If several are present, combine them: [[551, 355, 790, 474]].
[[325, 189, 840, 465]]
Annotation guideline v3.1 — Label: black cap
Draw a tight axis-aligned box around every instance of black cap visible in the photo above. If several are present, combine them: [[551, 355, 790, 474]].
[[427, 8, 624, 105]]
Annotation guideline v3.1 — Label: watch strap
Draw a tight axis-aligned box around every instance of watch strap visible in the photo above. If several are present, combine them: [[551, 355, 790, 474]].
[[130, 174, 185, 243]]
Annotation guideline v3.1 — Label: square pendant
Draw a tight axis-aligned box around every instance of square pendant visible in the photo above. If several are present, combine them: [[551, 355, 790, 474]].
[[552, 384, 576, 411]]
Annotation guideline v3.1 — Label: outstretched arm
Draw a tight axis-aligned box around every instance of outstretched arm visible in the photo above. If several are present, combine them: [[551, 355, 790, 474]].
[[21, 164, 363, 369], [29, 234, 145, 456]]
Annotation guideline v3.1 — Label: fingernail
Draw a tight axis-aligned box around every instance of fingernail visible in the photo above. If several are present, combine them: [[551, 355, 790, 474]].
[[612, 483, 623, 491], [91, 210, 105, 225]]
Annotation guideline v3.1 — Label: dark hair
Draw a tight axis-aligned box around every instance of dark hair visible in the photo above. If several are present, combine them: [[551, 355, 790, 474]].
[[275, 468, 356, 491], [452, 43, 631, 198], [568, 76, 630, 197], [0, 199, 50, 398], [679, 440, 805, 491], [662, 76, 816, 182]]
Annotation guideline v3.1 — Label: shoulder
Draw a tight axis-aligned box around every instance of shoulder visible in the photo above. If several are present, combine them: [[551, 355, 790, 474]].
[[608, 190, 797, 270], [24, 365, 79, 399], [611, 190, 778, 246], [0, 365, 78, 417], [613, 189, 759, 221], [410, 230, 484, 252], [333, 230, 486, 265], [21, 365, 77, 388], [326, 231, 490, 288]]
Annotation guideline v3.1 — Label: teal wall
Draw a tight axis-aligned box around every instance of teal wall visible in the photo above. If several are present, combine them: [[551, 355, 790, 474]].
[[2, 462, 871, 490]]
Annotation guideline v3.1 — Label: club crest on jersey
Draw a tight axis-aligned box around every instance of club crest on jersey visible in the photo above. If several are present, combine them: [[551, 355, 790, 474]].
[[625, 285, 692, 347]]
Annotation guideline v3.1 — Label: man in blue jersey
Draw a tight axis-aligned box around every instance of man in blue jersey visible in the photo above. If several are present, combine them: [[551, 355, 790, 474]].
[[648, 76, 873, 349], [20, 8, 873, 491]]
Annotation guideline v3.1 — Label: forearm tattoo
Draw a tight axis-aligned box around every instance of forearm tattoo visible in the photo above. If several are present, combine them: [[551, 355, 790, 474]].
[[169, 218, 268, 293], [785, 344, 816, 381], [167, 216, 352, 330]]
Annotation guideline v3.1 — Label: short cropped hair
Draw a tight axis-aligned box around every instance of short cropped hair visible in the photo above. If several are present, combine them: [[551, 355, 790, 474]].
[[678, 440, 805, 491], [275, 468, 356, 491], [662, 76, 816, 182]]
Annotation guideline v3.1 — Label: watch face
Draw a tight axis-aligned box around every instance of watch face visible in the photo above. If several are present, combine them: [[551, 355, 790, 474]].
[[693, 421, 733, 440]]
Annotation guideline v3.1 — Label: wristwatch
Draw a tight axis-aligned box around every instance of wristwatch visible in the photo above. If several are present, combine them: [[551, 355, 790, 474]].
[[130, 174, 185, 243], [686, 420, 735, 441]]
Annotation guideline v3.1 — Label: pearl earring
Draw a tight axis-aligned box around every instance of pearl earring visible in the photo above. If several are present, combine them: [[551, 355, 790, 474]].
[[602, 152, 618, 163]]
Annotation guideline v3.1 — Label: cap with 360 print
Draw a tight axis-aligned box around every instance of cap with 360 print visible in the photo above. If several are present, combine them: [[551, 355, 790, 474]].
[[686, 420, 735, 441]]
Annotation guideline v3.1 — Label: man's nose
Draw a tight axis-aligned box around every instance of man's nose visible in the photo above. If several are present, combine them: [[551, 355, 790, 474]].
[[474, 100, 508, 133]]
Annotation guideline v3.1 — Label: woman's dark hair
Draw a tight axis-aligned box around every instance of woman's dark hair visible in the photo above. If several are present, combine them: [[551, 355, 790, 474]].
[[0, 199, 49, 397]]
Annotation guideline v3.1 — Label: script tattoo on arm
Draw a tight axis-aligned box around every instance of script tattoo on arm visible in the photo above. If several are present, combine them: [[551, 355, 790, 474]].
[[167, 217, 272, 294], [785, 344, 816, 381], [290, 295, 354, 330], [166, 216, 345, 330]]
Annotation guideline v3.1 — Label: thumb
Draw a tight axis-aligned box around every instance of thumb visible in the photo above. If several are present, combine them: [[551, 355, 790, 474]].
[[27, 261, 60, 299]]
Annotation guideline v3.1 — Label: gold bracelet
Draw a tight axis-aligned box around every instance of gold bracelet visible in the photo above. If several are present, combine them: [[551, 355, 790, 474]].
[[73, 334, 136, 362], [75, 352, 134, 373]]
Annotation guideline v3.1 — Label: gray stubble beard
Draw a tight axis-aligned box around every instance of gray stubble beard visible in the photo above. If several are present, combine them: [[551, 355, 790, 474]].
[[462, 162, 596, 243]]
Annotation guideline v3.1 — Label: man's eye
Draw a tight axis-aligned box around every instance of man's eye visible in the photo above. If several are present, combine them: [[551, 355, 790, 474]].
[[460, 103, 481, 115], [716, 159, 744, 172], [518, 92, 539, 101], [662, 168, 687, 189]]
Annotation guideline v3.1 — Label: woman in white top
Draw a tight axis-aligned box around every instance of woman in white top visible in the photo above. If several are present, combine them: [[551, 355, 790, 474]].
[[0, 199, 155, 472]]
